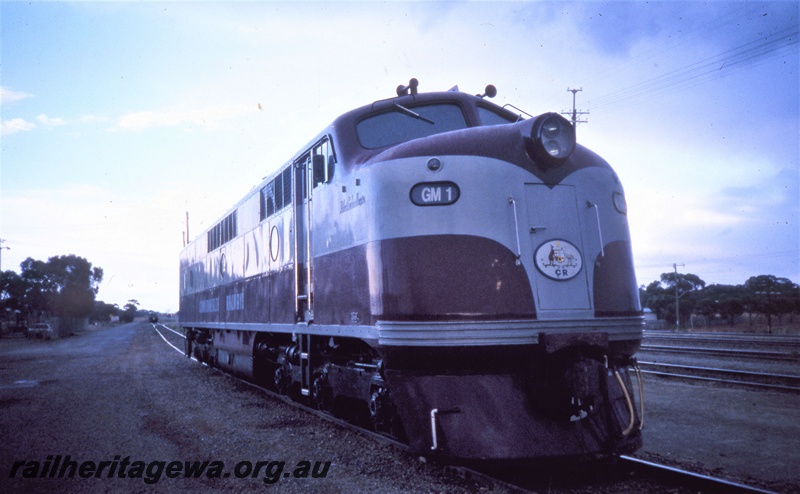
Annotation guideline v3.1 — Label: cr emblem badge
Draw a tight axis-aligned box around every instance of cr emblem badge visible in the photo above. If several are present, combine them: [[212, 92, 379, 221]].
[[534, 239, 583, 281]]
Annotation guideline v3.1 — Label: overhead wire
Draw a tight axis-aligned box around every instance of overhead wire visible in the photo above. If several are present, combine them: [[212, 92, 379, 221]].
[[588, 27, 799, 113], [586, 7, 799, 283], [582, 6, 799, 113], [636, 250, 800, 277], [585, 2, 754, 86]]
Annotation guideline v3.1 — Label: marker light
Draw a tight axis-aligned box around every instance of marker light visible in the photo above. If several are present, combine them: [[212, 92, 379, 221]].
[[427, 157, 443, 172], [528, 113, 576, 166]]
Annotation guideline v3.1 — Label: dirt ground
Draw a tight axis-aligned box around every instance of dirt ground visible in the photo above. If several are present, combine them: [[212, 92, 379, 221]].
[[2, 323, 797, 493], [0, 323, 508, 493], [634, 376, 800, 493]]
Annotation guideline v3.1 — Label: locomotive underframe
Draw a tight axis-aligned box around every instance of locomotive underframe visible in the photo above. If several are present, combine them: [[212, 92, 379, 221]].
[[183, 317, 643, 461]]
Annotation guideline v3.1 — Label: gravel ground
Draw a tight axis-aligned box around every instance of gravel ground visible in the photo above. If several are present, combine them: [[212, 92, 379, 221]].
[[634, 376, 800, 493], [3, 323, 798, 493], [0, 323, 512, 493]]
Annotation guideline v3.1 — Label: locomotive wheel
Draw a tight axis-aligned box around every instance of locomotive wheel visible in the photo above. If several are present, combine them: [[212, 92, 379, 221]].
[[274, 365, 290, 395], [311, 373, 333, 412], [368, 387, 396, 434]]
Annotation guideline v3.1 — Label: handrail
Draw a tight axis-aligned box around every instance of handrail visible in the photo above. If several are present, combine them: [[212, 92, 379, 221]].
[[305, 158, 313, 319], [430, 408, 440, 451], [508, 197, 522, 266], [587, 201, 605, 258], [292, 163, 300, 319], [429, 407, 460, 451]]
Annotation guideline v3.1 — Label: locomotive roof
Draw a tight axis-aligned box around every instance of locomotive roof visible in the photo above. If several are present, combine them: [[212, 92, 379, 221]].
[[184, 86, 522, 245], [328, 89, 520, 169]]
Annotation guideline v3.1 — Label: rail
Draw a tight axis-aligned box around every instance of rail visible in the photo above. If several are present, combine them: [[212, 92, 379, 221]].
[[619, 456, 777, 494], [639, 344, 797, 361], [638, 361, 800, 393]]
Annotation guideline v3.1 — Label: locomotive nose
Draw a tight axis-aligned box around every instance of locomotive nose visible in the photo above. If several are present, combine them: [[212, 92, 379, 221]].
[[522, 113, 576, 166]]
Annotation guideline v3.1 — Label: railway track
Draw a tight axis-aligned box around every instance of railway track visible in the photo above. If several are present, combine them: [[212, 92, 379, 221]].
[[638, 361, 800, 392], [643, 331, 800, 353], [618, 456, 776, 494], [639, 330, 800, 392], [639, 344, 796, 361], [151, 323, 779, 493], [644, 330, 800, 342]]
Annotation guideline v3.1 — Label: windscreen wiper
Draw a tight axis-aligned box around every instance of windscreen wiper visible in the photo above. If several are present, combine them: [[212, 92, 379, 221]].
[[393, 102, 435, 124]]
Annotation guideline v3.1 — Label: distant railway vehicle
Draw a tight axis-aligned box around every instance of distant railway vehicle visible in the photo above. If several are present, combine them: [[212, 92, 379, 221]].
[[179, 79, 644, 462], [26, 323, 54, 340], [149, 314, 159, 323]]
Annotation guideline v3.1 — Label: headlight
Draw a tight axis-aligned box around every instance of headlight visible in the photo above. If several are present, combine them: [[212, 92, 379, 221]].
[[527, 113, 576, 166], [613, 191, 628, 215]]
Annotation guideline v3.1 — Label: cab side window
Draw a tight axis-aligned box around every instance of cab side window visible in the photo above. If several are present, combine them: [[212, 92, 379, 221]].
[[312, 139, 334, 188]]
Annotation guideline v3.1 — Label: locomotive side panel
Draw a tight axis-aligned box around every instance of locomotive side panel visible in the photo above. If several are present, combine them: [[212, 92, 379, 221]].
[[312, 244, 372, 326], [179, 169, 298, 328]]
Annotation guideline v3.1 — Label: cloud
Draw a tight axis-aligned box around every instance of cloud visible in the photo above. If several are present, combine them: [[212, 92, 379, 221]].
[[36, 114, 68, 127], [2, 114, 106, 136], [112, 104, 254, 132], [79, 115, 110, 123], [0, 86, 33, 104], [1, 118, 36, 136]]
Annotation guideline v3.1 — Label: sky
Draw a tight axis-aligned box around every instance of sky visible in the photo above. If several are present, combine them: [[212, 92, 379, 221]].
[[1, 1, 798, 313]]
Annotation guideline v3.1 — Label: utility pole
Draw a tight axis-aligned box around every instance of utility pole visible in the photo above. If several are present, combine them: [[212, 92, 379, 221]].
[[562, 88, 589, 134], [184, 211, 190, 247], [0, 239, 9, 272], [673, 262, 685, 331]]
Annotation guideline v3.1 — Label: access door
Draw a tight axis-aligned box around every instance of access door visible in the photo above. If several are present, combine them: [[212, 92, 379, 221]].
[[294, 155, 313, 323], [524, 184, 592, 314], [292, 139, 333, 324]]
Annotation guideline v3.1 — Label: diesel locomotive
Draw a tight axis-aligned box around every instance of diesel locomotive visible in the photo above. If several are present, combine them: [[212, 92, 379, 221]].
[[179, 79, 644, 462]]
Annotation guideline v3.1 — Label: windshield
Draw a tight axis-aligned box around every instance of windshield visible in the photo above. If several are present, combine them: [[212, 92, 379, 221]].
[[356, 103, 468, 149], [477, 106, 518, 126]]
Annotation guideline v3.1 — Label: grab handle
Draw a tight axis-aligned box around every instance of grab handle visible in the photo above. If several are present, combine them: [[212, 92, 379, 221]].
[[430, 407, 460, 451], [587, 201, 605, 258], [508, 197, 522, 266]]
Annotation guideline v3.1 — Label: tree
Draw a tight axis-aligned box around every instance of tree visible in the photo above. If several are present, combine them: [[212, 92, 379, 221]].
[[19, 258, 54, 321], [90, 301, 119, 323], [696, 284, 746, 328], [640, 281, 672, 322], [744, 275, 799, 333], [6, 255, 103, 323], [45, 255, 103, 319], [120, 299, 139, 323], [1, 270, 27, 326], [643, 272, 705, 328]]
